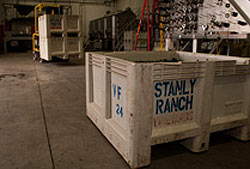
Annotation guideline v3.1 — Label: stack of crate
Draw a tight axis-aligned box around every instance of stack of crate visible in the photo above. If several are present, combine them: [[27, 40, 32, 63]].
[[124, 31, 148, 51], [39, 14, 82, 61]]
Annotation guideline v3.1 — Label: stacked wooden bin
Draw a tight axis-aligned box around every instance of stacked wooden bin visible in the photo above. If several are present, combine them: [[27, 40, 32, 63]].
[[39, 15, 83, 61]]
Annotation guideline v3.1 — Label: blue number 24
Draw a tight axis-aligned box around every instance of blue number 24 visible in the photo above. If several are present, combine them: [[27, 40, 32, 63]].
[[116, 104, 123, 118]]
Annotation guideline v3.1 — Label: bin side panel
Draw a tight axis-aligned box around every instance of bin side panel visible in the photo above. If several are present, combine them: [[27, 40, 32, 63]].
[[211, 63, 250, 133], [86, 53, 132, 166], [40, 38, 50, 61], [229, 74, 250, 140], [151, 62, 206, 144], [49, 15, 63, 30], [153, 78, 199, 128], [212, 76, 247, 119], [66, 37, 79, 52], [92, 55, 104, 111], [110, 72, 128, 131], [65, 15, 80, 31], [51, 37, 64, 53]]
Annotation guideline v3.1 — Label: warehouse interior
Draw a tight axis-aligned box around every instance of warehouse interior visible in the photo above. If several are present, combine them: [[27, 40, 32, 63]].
[[0, 0, 250, 169]]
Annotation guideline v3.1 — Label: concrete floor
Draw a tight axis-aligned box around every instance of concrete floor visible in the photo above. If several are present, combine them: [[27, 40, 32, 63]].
[[0, 53, 250, 169]]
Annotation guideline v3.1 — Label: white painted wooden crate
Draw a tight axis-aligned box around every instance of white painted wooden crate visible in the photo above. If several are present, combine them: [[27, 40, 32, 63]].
[[86, 51, 250, 168]]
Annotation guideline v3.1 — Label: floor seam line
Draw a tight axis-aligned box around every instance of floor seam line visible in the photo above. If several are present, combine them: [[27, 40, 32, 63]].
[[33, 62, 56, 169]]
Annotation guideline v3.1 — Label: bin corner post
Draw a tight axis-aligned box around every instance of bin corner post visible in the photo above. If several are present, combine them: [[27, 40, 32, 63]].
[[181, 61, 215, 153], [104, 57, 111, 119], [230, 73, 250, 141], [86, 53, 93, 113], [127, 64, 153, 168]]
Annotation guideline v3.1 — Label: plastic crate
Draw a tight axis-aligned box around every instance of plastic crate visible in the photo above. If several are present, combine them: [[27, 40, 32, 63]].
[[38, 15, 63, 38], [40, 37, 65, 61], [86, 51, 250, 168], [64, 15, 81, 32], [66, 37, 83, 58]]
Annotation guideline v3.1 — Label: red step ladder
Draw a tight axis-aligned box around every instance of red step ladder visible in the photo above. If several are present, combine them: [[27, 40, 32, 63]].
[[134, 0, 164, 51]]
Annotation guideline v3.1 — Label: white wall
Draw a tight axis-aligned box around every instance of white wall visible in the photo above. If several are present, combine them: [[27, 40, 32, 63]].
[[116, 0, 131, 11], [66, 3, 114, 40], [115, 0, 147, 16], [72, 4, 113, 40]]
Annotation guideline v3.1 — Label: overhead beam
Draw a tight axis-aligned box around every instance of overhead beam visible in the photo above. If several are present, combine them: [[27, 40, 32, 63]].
[[3, 0, 109, 6]]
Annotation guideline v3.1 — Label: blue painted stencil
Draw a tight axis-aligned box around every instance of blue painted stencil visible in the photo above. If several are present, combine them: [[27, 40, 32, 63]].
[[113, 84, 123, 118]]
